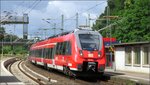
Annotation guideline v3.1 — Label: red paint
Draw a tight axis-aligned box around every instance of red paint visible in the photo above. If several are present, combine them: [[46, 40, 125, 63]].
[[103, 38, 116, 42], [29, 32, 106, 73]]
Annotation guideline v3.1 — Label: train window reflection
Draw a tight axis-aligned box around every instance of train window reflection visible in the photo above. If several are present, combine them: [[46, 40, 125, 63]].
[[79, 34, 99, 51]]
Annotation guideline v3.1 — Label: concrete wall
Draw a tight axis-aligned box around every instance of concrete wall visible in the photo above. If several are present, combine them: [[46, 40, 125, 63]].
[[115, 47, 125, 70]]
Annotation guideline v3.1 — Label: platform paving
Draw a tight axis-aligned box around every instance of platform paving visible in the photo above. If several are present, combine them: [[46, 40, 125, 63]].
[[0, 57, 24, 85], [105, 69, 150, 84]]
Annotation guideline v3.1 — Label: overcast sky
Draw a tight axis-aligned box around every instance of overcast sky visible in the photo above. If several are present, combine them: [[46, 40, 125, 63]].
[[1, 0, 107, 39]]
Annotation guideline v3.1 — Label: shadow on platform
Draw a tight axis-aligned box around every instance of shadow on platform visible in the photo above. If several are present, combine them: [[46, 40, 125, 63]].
[[0, 76, 20, 82]]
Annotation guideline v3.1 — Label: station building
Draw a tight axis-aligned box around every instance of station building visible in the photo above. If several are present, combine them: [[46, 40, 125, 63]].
[[114, 41, 150, 73]]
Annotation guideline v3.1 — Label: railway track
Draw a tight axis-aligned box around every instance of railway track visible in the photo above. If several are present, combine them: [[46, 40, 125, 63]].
[[18, 61, 46, 85], [25, 60, 136, 85], [7, 59, 46, 85], [6, 59, 147, 85]]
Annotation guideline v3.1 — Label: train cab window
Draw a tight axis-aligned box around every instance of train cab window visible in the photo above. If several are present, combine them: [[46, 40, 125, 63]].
[[79, 34, 99, 51]]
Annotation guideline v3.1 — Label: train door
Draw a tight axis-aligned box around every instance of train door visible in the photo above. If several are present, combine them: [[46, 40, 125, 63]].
[[52, 45, 56, 68], [41, 48, 44, 65]]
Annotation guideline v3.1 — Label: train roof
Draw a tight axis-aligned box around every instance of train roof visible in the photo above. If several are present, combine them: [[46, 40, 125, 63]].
[[31, 28, 98, 48], [47, 31, 74, 39], [38, 28, 96, 41]]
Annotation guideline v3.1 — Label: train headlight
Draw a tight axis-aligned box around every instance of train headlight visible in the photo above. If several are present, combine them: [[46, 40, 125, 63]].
[[79, 50, 83, 56], [98, 52, 101, 57]]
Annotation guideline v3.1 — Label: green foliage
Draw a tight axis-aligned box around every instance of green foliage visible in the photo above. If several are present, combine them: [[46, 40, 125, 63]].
[[2, 45, 28, 54], [0, 27, 5, 40], [3, 46, 11, 54], [93, 0, 150, 42], [0, 27, 28, 54]]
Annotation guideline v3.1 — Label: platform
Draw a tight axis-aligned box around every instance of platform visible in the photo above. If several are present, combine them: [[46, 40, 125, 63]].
[[105, 69, 150, 84], [0, 57, 24, 85]]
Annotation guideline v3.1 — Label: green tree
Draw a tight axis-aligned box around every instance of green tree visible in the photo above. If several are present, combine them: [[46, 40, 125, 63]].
[[0, 27, 5, 40], [93, 0, 150, 42]]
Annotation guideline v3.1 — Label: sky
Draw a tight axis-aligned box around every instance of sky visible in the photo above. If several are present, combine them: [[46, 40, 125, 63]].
[[1, 0, 107, 39]]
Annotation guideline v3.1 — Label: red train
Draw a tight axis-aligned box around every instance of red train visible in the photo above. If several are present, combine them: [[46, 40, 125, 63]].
[[28, 29, 106, 77]]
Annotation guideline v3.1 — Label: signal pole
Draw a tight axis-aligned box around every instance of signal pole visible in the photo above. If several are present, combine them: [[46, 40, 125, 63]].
[[76, 13, 78, 29], [53, 23, 56, 35], [61, 14, 64, 33]]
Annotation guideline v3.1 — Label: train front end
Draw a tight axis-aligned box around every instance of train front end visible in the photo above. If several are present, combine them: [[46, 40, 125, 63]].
[[71, 29, 106, 76]]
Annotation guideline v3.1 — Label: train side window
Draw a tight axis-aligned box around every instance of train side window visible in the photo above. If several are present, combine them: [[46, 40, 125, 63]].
[[36, 50, 38, 57], [29, 51, 31, 56], [35, 50, 37, 57], [32, 50, 34, 56], [42, 49, 44, 58], [45, 48, 47, 58], [51, 48, 54, 59], [41, 49, 43, 58], [47, 48, 49, 59], [62, 42, 67, 55], [37, 49, 39, 57], [29, 50, 31, 56], [44, 48, 48, 58], [39, 49, 42, 57], [36, 50, 37, 57], [60, 42, 63, 55], [49, 48, 52, 59], [66, 41, 71, 55], [56, 42, 63, 55], [46, 48, 49, 59], [56, 42, 60, 55]]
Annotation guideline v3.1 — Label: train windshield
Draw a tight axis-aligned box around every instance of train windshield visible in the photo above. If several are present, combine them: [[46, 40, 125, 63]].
[[79, 34, 99, 51]]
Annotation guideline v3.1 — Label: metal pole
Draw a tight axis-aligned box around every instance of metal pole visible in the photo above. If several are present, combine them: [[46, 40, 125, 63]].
[[88, 14, 90, 28], [14, 13, 17, 35], [107, 4, 113, 69], [9, 31, 13, 56], [2, 39, 3, 57], [54, 23, 56, 35], [106, 5, 109, 37], [61, 14, 64, 33], [76, 13, 78, 29], [86, 18, 87, 26]]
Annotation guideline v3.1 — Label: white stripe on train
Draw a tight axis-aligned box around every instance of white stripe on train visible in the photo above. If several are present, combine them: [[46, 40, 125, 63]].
[[34, 61, 78, 71]]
